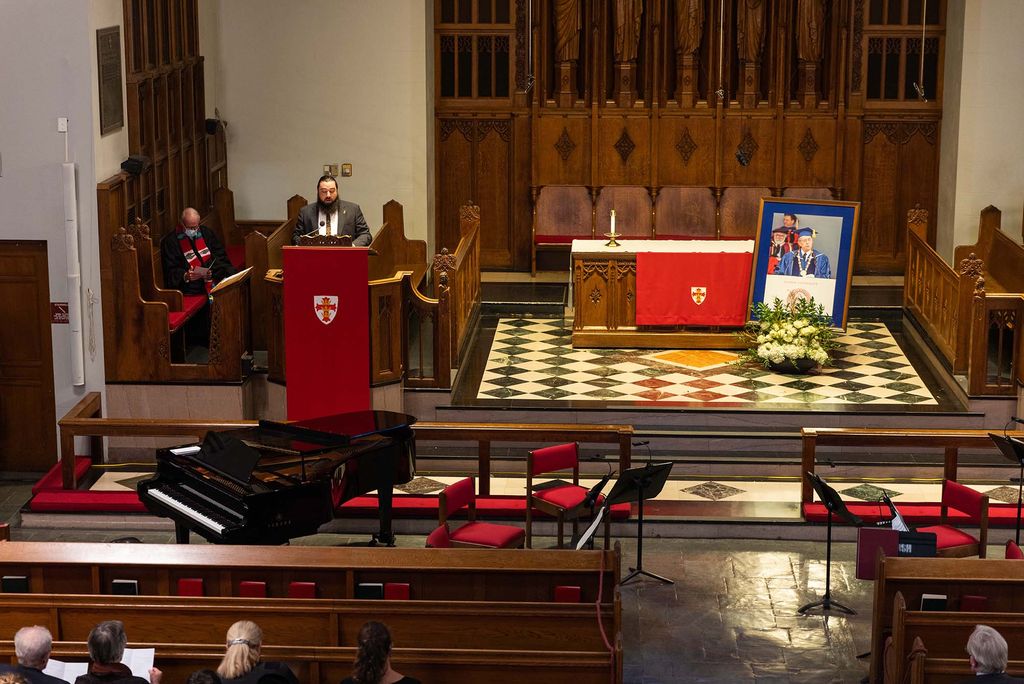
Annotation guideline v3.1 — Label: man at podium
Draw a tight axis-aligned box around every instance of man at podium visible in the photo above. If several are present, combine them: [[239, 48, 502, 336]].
[[292, 174, 371, 246]]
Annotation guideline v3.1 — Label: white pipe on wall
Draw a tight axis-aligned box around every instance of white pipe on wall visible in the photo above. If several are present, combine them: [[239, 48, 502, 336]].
[[62, 161, 85, 386]]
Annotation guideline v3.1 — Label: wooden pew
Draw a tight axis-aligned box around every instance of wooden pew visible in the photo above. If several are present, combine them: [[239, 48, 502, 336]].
[[56, 392, 634, 491], [243, 194, 302, 350], [0, 593, 616, 653], [870, 555, 1024, 683], [0, 542, 620, 603], [910, 650, 1024, 683], [0, 641, 621, 684], [105, 227, 253, 382], [369, 200, 428, 286], [905, 206, 1024, 395], [887, 590, 1024, 684]]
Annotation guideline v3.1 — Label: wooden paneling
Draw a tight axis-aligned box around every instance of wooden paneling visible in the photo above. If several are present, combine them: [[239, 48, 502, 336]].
[[475, 121, 513, 268], [436, 120, 475, 251], [0, 241, 56, 472], [534, 115, 590, 186], [596, 116, 651, 186], [656, 116, 717, 185]]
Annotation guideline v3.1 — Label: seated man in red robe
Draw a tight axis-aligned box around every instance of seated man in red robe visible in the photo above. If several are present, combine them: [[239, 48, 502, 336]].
[[160, 207, 236, 350]]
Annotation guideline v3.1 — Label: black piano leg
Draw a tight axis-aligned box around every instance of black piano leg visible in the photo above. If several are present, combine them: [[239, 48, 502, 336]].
[[174, 523, 190, 544], [371, 479, 397, 547]]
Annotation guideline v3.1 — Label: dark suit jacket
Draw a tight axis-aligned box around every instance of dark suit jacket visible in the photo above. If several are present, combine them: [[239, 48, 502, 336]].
[[160, 225, 236, 296], [0, 663, 69, 684], [292, 200, 371, 246]]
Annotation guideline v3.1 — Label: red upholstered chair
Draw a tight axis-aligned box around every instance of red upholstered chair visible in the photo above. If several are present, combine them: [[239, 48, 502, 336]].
[[916, 480, 989, 558], [438, 477, 525, 549], [1007, 540, 1024, 559], [425, 524, 453, 548], [526, 442, 607, 549]]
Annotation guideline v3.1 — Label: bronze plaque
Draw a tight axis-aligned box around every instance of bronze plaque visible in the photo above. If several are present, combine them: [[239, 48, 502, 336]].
[[97, 26, 124, 135]]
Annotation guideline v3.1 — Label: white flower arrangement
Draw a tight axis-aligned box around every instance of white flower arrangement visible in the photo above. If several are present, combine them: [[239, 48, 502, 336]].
[[740, 297, 836, 369]]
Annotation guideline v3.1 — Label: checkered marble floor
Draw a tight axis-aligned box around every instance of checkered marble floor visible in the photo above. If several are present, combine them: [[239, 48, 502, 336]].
[[476, 318, 937, 405]]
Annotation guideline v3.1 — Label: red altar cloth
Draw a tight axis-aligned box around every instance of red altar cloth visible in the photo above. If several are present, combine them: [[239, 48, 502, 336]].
[[635, 251, 752, 326]]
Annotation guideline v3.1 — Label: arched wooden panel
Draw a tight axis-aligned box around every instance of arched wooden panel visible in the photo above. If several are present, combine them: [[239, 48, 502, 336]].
[[594, 186, 651, 237], [720, 187, 770, 238], [654, 187, 716, 238], [535, 186, 593, 239], [783, 187, 834, 201]]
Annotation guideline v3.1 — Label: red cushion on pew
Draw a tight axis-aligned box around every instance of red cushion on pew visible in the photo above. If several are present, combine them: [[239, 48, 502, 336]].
[[450, 521, 525, 548], [168, 311, 190, 333], [239, 581, 267, 598], [29, 490, 147, 513], [338, 495, 631, 521], [182, 295, 207, 316], [534, 235, 582, 245], [554, 585, 582, 603], [803, 501, 1023, 526], [32, 457, 92, 494], [225, 245, 246, 270], [178, 578, 204, 596], [287, 582, 317, 599], [384, 583, 410, 600]]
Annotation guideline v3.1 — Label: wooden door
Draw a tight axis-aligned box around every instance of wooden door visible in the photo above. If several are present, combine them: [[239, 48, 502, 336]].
[[0, 241, 57, 471], [436, 118, 514, 268]]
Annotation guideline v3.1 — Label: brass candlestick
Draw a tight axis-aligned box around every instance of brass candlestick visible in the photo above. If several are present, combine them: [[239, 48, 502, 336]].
[[603, 229, 621, 248]]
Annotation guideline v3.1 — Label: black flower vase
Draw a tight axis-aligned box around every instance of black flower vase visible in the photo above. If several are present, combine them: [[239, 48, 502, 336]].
[[769, 358, 819, 374]]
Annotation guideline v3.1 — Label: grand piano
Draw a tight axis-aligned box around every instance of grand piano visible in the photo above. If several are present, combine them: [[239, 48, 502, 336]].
[[138, 410, 416, 545]]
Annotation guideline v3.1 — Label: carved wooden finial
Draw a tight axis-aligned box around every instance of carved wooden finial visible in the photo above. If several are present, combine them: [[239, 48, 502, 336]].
[[958, 253, 983, 280], [973, 275, 986, 298], [112, 226, 135, 251], [906, 204, 928, 225], [459, 204, 480, 222], [127, 216, 150, 239], [433, 247, 456, 275]]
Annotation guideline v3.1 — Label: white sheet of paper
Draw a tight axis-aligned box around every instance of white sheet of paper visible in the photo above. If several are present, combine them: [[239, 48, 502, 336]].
[[169, 445, 202, 456], [575, 506, 607, 551], [43, 658, 88, 682]]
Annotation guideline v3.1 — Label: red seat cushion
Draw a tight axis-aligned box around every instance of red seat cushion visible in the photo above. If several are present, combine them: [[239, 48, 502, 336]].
[[177, 578, 204, 596], [534, 484, 592, 510], [384, 583, 410, 600], [168, 311, 190, 333], [425, 524, 452, 548], [450, 521, 525, 548], [1007, 540, 1024, 560], [226, 245, 246, 270], [287, 582, 317, 599], [916, 524, 978, 550], [182, 295, 207, 316], [238, 581, 267, 598]]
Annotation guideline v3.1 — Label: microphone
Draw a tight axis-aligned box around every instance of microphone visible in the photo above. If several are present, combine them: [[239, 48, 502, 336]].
[[632, 440, 650, 447], [633, 439, 653, 462], [1013, 417, 1024, 424]]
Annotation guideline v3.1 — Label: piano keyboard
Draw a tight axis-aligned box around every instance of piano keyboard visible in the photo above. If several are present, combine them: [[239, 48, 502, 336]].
[[147, 486, 237, 535]]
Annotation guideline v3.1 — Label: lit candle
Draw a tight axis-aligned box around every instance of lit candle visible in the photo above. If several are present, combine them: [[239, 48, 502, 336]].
[[610, 209, 616, 234]]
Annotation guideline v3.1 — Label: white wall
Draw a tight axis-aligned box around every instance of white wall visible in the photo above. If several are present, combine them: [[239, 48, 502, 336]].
[[0, 0, 110, 448], [213, 0, 432, 242], [937, 0, 1024, 260], [199, 0, 222, 119]]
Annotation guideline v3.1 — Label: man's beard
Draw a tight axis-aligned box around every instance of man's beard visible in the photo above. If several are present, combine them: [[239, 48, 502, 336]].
[[318, 198, 339, 213]]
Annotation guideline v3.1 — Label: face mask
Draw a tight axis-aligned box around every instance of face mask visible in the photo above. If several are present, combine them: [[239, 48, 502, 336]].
[[184, 227, 200, 239]]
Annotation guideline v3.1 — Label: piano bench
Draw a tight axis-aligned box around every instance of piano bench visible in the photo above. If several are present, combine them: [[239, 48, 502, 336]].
[[287, 581, 317, 599], [178, 578, 205, 596], [238, 581, 267, 598]]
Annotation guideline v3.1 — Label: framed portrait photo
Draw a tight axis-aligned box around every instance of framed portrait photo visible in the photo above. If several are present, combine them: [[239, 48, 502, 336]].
[[747, 197, 860, 329]]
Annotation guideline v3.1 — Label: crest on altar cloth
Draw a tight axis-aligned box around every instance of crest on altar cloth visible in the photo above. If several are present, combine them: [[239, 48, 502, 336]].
[[690, 287, 707, 306], [313, 295, 339, 324]]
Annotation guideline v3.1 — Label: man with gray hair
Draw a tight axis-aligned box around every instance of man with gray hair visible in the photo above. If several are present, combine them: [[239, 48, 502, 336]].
[[73, 620, 160, 684], [961, 624, 1024, 682], [0, 625, 68, 684]]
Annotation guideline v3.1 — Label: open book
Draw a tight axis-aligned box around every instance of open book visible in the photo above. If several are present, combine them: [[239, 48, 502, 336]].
[[211, 266, 253, 294]]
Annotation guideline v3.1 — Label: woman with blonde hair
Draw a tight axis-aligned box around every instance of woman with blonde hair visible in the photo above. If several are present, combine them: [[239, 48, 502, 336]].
[[341, 622, 419, 684], [216, 621, 297, 684]]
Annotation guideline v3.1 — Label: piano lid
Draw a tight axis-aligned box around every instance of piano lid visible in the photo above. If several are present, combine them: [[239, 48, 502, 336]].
[[286, 410, 417, 439]]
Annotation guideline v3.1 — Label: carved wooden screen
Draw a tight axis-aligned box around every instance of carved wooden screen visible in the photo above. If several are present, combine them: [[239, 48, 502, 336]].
[[122, 0, 215, 242], [433, 0, 945, 274]]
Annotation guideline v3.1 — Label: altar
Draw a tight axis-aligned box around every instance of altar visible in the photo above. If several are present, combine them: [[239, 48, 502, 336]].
[[571, 239, 755, 348]]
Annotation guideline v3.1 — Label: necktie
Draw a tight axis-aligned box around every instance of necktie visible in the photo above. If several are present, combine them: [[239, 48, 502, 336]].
[[325, 211, 333, 237]]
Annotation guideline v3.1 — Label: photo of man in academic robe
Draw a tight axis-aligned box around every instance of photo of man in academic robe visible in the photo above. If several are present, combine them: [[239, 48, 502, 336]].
[[773, 227, 831, 279], [766, 214, 797, 274]]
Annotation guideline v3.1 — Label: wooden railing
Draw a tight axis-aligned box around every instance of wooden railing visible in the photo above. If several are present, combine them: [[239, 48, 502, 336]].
[[904, 209, 975, 373], [905, 206, 1024, 395], [404, 203, 481, 388], [799, 427, 1024, 505], [58, 393, 633, 491]]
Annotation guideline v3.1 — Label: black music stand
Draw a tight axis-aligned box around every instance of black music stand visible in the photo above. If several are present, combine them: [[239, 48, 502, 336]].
[[991, 433, 1024, 544], [799, 472, 863, 616], [607, 462, 674, 586]]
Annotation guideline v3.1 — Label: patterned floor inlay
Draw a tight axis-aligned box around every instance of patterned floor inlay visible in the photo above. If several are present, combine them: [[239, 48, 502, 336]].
[[681, 481, 746, 501], [476, 318, 938, 405], [396, 477, 448, 495], [985, 485, 1023, 504], [840, 483, 902, 501]]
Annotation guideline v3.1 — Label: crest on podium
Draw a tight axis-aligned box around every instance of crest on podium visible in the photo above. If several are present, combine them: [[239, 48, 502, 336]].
[[314, 295, 339, 325]]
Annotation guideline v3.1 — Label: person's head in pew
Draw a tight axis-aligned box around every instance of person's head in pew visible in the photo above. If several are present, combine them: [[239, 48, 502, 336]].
[[0, 673, 28, 684], [967, 624, 1010, 675], [218, 620, 262, 680], [86, 620, 162, 684], [186, 670, 221, 684], [346, 621, 420, 684], [13, 625, 52, 670]]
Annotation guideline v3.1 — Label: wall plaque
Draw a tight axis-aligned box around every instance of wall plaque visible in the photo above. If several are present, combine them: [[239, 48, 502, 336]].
[[97, 26, 124, 135]]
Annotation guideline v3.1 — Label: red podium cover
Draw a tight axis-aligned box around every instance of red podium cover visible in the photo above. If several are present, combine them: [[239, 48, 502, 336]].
[[636, 251, 753, 326], [283, 247, 370, 421]]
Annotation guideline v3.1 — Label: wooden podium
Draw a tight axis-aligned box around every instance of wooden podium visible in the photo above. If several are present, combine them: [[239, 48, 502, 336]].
[[282, 246, 370, 420]]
